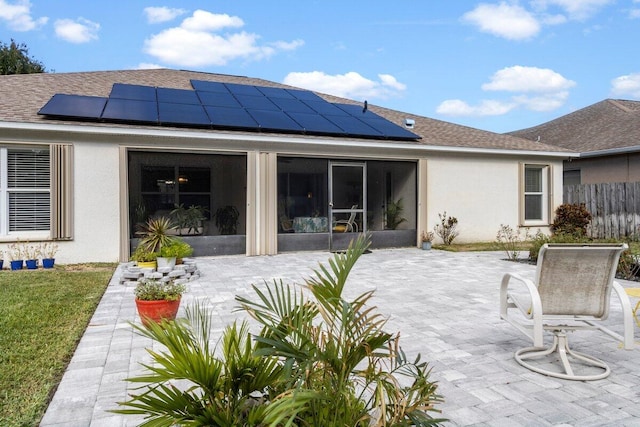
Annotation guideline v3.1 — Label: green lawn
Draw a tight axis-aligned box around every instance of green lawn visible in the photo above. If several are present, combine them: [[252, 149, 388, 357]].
[[0, 264, 115, 427]]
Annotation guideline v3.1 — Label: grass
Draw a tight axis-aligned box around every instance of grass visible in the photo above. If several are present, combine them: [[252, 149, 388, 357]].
[[0, 263, 116, 427]]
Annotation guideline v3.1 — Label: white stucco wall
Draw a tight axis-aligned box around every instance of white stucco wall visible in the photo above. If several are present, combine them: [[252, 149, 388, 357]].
[[424, 155, 563, 243], [57, 141, 121, 263]]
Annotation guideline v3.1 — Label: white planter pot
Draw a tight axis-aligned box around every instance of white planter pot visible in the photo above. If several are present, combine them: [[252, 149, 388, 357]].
[[156, 257, 176, 269]]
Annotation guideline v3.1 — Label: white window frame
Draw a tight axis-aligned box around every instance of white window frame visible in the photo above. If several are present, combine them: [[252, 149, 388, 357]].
[[0, 145, 51, 239], [521, 163, 551, 226]]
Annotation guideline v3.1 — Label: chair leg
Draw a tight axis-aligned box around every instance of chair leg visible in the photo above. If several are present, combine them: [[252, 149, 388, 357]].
[[514, 331, 610, 381]]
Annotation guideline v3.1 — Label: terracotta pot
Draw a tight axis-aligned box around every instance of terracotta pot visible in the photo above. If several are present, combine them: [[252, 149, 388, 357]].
[[135, 298, 181, 327]]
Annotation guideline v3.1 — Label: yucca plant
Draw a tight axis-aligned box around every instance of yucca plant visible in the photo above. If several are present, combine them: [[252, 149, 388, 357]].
[[136, 216, 177, 254]]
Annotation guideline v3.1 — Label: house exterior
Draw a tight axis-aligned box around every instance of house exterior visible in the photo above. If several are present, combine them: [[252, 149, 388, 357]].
[[0, 69, 574, 263], [509, 99, 640, 186]]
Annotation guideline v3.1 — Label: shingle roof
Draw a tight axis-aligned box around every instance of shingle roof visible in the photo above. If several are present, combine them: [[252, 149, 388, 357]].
[[508, 99, 640, 153], [0, 69, 568, 153]]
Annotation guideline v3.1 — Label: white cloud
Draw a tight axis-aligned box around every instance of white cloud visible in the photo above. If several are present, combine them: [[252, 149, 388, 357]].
[[531, 0, 613, 21], [143, 10, 303, 67], [436, 99, 517, 117], [282, 71, 406, 100], [54, 18, 100, 43], [611, 73, 640, 98], [481, 65, 576, 93], [0, 0, 47, 31], [144, 6, 187, 24], [136, 62, 164, 69], [462, 2, 540, 40], [437, 65, 574, 117]]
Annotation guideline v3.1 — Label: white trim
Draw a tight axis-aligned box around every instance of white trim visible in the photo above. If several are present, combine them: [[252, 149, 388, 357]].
[[0, 121, 577, 159]]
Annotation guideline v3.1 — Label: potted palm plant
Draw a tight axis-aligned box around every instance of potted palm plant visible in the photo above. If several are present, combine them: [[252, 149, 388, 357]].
[[133, 278, 186, 327], [385, 198, 407, 230], [213, 205, 239, 235], [169, 204, 207, 236]]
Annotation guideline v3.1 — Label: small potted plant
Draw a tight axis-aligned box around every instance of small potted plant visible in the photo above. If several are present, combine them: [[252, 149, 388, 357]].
[[0, 249, 4, 270], [158, 239, 193, 267], [23, 242, 41, 269], [134, 278, 186, 327], [41, 242, 59, 269], [420, 231, 434, 250], [8, 242, 23, 270], [131, 246, 158, 269]]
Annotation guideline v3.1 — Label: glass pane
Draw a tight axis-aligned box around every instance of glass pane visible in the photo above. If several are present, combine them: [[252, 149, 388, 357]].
[[9, 192, 50, 231], [277, 158, 328, 224], [178, 167, 210, 192], [7, 148, 50, 188], [525, 167, 542, 193], [141, 166, 175, 192], [525, 194, 542, 220], [332, 165, 363, 210]]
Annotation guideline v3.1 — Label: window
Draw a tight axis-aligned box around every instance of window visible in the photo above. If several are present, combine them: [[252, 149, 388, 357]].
[[522, 164, 550, 224], [0, 146, 50, 235]]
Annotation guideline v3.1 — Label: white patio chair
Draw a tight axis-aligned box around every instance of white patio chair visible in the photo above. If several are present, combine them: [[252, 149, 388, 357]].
[[333, 205, 359, 233], [500, 243, 634, 381]]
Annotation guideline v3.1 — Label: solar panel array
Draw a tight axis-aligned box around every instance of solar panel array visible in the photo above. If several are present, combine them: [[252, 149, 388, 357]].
[[38, 80, 420, 140]]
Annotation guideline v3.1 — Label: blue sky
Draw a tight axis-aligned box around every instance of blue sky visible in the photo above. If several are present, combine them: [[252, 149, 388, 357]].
[[1, 0, 639, 133]]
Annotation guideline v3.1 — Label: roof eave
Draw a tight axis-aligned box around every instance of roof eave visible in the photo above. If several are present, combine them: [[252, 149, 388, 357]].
[[578, 145, 640, 158], [0, 121, 576, 159]]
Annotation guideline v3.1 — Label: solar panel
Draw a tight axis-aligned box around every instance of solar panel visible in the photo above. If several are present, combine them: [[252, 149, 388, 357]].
[[224, 83, 263, 96], [360, 117, 420, 139], [299, 100, 349, 116], [324, 115, 383, 137], [269, 98, 316, 114], [196, 91, 241, 108], [287, 112, 345, 134], [190, 80, 229, 93], [40, 80, 420, 140], [205, 106, 258, 128], [257, 86, 295, 99], [159, 103, 210, 126], [234, 94, 279, 111], [157, 88, 200, 105], [102, 99, 158, 123], [38, 94, 107, 119], [286, 88, 324, 102], [247, 109, 304, 132], [110, 83, 157, 101]]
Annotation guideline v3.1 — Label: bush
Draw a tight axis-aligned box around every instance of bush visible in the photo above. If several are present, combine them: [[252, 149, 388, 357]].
[[496, 224, 530, 260], [528, 231, 591, 262], [551, 203, 592, 237], [434, 212, 459, 245]]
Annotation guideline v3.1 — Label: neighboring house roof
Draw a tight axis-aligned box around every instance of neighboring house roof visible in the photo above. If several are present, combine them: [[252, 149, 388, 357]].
[[508, 99, 640, 156], [0, 69, 571, 155]]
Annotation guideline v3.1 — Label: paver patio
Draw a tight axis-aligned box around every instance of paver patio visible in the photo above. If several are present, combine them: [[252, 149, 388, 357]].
[[40, 248, 640, 426]]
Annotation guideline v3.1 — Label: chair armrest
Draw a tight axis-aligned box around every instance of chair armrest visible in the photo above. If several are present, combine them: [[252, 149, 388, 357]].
[[612, 281, 635, 350], [501, 272, 544, 347]]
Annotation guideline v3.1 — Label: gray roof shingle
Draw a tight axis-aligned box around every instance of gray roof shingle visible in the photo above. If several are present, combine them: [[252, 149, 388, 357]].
[[0, 69, 569, 153], [508, 99, 640, 153]]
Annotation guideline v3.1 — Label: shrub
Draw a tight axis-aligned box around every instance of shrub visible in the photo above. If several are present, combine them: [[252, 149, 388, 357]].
[[528, 231, 591, 262], [434, 212, 459, 245], [496, 224, 530, 261], [551, 203, 592, 237]]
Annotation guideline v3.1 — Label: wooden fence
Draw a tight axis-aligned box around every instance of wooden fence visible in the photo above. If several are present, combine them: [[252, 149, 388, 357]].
[[563, 182, 640, 239]]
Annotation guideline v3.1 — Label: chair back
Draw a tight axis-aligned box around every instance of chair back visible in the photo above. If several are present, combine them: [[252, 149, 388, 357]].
[[535, 243, 627, 318]]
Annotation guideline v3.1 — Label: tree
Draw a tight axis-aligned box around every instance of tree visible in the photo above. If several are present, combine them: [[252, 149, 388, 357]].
[[0, 39, 46, 75]]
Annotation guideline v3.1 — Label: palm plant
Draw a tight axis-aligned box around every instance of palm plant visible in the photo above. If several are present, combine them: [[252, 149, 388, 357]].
[[238, 234, 444, 425], [114, 234, 444, 426], [112, 304, 285, 426]]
